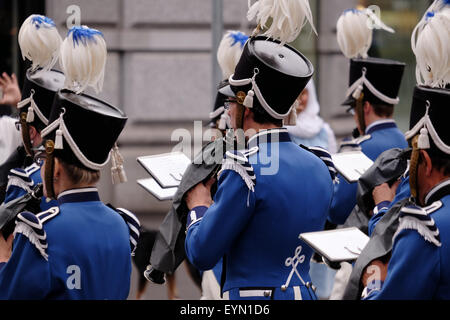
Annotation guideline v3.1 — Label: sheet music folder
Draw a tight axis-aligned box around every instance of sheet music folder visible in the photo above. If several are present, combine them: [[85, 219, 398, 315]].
[[331, 151, 374, 183], [137, 178, 178, 201], [137, 151, 191, 188], [137, 151, 191, 201], [300, 227, 370, 263]]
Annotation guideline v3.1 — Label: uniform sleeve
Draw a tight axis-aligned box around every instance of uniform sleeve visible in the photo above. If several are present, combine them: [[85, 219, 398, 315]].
[[368, 201, 391, 236], [0, 233, 51, 299], [368, 177, 411, 236], [328, 175, 358, 225], [365, 229, 439, 300], [2, 168, 33, 205], [185, 169, 256, 271], [3, 184, 27, 205]]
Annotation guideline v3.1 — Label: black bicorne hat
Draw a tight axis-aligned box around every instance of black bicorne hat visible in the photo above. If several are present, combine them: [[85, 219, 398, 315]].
[[342, 57, 405, 107], [41, 89, 128, 170], [227, 36, 314, 120], [405, 86, 450, 156], [18, 68, 65, 131]]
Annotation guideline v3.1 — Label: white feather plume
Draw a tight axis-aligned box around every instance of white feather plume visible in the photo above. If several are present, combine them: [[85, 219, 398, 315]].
[[412, 5, 450, 88], [59, 25, 107, 94], [247, 0, 317, 44], [337, 8, 395, 59], [18, 15, 62, 75], [217, 30, 248, 79]]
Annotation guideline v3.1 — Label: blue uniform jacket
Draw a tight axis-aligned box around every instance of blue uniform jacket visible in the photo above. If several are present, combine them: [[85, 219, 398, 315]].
[[3, 162, 57, 210], [185, 128, 334, 300], [366, 180, 450, 299], [368, 175, 410, 236], [0, 188, 138, 299], [329, 120, 408, 225]]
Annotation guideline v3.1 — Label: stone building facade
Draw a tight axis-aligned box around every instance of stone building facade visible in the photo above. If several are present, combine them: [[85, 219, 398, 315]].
[[45, 0, 356, 214]]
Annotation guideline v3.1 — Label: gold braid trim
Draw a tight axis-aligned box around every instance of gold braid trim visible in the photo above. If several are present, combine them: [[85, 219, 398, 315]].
[[44, 140, 56, 200], [409, 135, 420, 200], [20, 112, 34, 157]]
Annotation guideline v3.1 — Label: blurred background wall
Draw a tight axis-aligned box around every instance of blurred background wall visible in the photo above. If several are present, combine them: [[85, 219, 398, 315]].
[[0, 0, 433, 215]]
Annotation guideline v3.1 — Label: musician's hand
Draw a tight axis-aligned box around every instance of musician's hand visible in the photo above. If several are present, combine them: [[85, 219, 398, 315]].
[[0, 231, 14, 263], [0, 73, 21, 107], [372, 180, 400, 206], [185, 177, 215, 210], [362, 259, 388, 287]]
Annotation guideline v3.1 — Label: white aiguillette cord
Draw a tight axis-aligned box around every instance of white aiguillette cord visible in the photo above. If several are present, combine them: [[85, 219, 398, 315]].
[[17, 89, 49, 125], [346, 68, 400, 105], [41, 109, 111, 171], [111, 143, 127, 184]]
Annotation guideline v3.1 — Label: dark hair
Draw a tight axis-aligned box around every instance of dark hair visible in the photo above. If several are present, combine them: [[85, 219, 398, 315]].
[[428, 150, 450, 177], [250, 105, 283, 127], [371, 102, 394, 118]]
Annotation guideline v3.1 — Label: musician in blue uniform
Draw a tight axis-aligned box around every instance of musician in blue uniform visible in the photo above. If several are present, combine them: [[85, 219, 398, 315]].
[[3, 70, 65, 211], [184, 3, 337, 298], [0, 89, 138, 300], [2, 15, 65, 212], [0, 25, 139, 299], [362, 1, 450, 298], [363, 86, 450, 299], [328, 8, 408, 225]]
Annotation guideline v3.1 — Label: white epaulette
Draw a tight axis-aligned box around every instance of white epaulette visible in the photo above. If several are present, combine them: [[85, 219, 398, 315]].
[[338, 134, 372, 153], [14, 207, 60, 260], [393, 201, 442, 247], [219, 147, 259, 192], [6, 163, 40, 193]]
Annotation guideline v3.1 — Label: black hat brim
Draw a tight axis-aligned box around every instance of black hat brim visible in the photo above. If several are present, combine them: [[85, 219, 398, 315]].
[[218, 84, 236, 98]]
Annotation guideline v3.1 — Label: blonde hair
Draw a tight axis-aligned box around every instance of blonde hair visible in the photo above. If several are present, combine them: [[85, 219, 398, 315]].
[[60, 159, 100, 185]]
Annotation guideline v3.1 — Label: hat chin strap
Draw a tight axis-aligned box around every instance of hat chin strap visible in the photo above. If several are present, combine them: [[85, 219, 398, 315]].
[[409, 135, 420, 201], [354, 92, 366, 135], [44, 140, 56, 200], [233, 104, 246, 145], [20, 112, 34, 157]]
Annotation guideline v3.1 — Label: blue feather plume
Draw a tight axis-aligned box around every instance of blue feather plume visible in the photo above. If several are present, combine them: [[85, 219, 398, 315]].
[[68, 26, 104, 47], [342, 8, 362, 15], [31, 15, 56, 29], [228, 31, 249, 49]]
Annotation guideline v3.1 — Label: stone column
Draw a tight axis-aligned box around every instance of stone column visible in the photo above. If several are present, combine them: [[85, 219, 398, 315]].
[[316, 0, 358, 139]]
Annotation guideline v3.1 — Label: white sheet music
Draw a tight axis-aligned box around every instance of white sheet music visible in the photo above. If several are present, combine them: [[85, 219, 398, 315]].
[[331, 151, 374, 183], [137, 151, 191, 188], [137, 178, 178, 201], [300, 227, 370, 262]]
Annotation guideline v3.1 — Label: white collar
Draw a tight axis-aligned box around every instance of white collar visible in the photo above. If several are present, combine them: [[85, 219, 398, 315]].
[[57, 187, 98, 199], [424, 179, 450, 205], [246, 128, 289, 147]]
